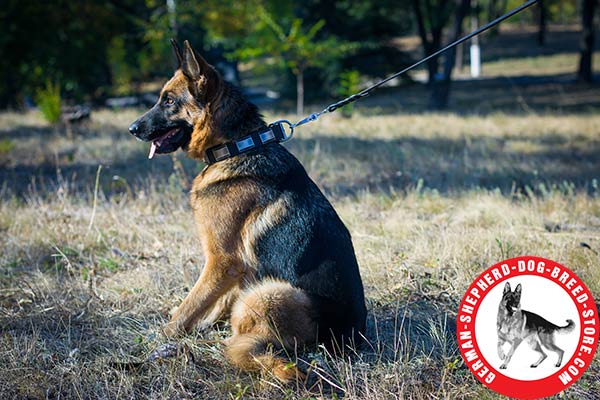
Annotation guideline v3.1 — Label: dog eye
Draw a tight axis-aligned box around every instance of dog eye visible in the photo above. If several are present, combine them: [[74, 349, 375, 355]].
[[164, 97, 175, 106]]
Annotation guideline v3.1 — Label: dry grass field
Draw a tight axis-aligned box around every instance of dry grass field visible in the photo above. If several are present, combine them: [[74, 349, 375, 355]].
[[1, 100, 599, 399]]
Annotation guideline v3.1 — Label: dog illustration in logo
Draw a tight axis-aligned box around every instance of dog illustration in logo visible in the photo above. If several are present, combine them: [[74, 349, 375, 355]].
[[497, 282, 575, 369]]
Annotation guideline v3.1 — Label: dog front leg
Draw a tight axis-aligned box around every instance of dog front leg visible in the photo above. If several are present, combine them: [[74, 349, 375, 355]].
[[499, 339, 522, 369], [163, 256, 245, 337], [195, 287, 240, 332], [497, 339, 506, 360]]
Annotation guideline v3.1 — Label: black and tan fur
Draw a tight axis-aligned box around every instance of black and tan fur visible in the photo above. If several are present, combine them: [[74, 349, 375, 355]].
[[128, 40, 367, 382], [497, 282, 575, 369]]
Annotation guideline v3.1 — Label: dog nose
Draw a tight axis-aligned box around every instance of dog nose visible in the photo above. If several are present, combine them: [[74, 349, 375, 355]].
[[128, 122, 139, 135]]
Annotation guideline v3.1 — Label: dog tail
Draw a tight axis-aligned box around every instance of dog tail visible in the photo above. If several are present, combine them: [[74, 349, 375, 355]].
[[224, 333, 304, 383], [558, 319, 576, 333]]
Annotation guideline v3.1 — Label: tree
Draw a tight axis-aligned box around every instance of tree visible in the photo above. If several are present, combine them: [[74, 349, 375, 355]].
[[302, 0, 413, 80], [537, 0, 547, 46], [0, 0, 218, 107], [235, 7, 356, 115], [429, 0, 471, 109], [140, 0, 208, 79], [0, 0, 134, 107], [410, 0, 472, 109], [578, 0, 597, 83], [411, 0, 455, 84], [485, 0, 508, 34]]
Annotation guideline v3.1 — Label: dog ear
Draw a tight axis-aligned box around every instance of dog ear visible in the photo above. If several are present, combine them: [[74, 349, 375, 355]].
[[181, 40, 221, 99], [182, 40, 207, 81], [514, 283, 522, 301], [503, 282, 511, 295], [170, 38, 183, 69]]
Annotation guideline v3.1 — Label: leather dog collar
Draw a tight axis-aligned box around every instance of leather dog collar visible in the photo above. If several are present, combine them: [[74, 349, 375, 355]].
[[204, 122, 290, 165]]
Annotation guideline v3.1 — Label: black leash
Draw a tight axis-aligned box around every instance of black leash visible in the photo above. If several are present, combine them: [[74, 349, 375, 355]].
[[205, 0, 538, 164]]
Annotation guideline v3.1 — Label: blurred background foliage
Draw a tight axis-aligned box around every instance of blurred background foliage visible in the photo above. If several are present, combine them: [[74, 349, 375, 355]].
[[0, 0, 588, 110]]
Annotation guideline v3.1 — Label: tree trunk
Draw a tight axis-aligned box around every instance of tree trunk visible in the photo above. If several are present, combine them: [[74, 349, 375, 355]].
[[412, 0, 434, 83], [296, 69, 304, 116], [578, 0, 597, 83], [412, 0, 456, 85], [429, 0, 471, 110], [487, 0, 507, 36], [537, 0, 546, 46], [455, 42, 464, 72], [429, 26, 444, 82]]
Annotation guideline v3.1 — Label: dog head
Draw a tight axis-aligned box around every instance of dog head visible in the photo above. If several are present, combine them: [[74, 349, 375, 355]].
[[128, 39, 224, 160], [501, 282, 522, 313]]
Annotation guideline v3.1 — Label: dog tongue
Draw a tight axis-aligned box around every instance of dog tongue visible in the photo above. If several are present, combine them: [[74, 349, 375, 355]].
[[148, 142, 157, 159], [147, 128, 178, 160]]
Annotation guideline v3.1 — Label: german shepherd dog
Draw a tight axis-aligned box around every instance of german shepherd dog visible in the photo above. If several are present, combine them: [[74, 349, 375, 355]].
[[497, 282, 575, 369], [128, 40, 367, 382]]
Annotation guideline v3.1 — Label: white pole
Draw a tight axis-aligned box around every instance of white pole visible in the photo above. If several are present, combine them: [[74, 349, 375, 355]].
[[470, 1, 481, 78], [470, 43, 481, 77]]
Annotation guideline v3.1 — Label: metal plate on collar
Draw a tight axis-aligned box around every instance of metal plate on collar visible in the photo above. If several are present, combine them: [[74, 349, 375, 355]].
[[258, 129, 275, 144], [236, 136, 255, 152], [212, 145, 231, 161]]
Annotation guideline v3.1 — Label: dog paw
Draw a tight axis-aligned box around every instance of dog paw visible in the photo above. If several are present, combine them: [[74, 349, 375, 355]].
[[499, 364, 507, 369], [196, 321, 215, 332], [530, 364, 538, 368], [162, 320, 185, 338], [555, 362, 562, 367]]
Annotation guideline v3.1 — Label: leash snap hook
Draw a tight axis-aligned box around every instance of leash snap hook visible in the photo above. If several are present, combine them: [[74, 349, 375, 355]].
[[270, 120, 294, 143]]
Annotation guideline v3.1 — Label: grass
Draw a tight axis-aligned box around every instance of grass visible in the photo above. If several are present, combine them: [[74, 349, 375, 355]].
[[479, 52, 600, 78], [0, 102, 599, 399]]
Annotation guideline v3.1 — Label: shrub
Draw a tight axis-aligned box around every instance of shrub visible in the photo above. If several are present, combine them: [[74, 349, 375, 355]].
[[0, 138, 15, 155], [338, 70, 361, 117], [35, 81, 62, 124]]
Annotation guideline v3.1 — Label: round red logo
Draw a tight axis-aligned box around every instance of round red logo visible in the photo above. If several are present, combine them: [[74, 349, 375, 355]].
[[456, 256, 599, 399]]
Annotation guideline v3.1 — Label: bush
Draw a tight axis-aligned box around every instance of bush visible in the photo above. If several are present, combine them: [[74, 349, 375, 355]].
[[108, 37, 133, 95], [35, 81, 62, 124], [338, 70, 361, 117]]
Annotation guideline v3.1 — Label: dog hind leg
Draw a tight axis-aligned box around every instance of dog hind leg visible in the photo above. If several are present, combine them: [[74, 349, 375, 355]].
[[225, 279, 318, 383], [529, 337, 547, 368], [539, 333, 565, 367]]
